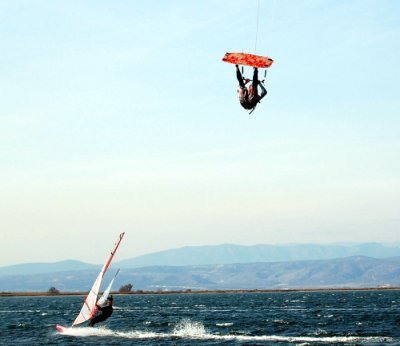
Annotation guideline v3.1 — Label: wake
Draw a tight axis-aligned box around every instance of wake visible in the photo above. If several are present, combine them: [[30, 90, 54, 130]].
[[56, 319, 392, 344]]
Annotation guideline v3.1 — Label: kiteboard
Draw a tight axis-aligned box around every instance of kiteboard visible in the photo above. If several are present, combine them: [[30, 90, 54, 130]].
[[222, 52, 274, 68]]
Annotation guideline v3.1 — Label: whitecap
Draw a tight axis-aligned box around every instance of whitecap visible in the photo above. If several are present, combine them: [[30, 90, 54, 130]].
[[55, 324, 393, 344], [216, 322, 233, 327], [173, 319, 207, 337]]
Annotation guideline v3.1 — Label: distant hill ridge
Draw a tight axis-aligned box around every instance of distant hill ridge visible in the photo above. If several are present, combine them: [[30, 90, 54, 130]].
[[1, 256, 400, 292], [117, 243, 400, 268], [1, 243, 400, 277], [0, 260, 98, 277]]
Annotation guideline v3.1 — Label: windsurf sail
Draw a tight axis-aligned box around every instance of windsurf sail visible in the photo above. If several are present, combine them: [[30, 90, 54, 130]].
[[72, 232, 125, 326], [97, 268, 120, 307]]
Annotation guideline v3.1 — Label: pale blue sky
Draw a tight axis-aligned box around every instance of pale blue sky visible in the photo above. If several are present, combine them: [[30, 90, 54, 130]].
[[1, 1, 399, 266]]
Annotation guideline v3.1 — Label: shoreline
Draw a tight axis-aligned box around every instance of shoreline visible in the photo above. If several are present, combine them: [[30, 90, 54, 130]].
[[1, 286, 399, 297]]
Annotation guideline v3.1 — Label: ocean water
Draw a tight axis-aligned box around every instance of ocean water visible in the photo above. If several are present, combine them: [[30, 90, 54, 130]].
[[1, 290, 399, 345]]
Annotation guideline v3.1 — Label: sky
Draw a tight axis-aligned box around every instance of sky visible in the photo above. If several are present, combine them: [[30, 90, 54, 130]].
[[1, 0, 399, 266]]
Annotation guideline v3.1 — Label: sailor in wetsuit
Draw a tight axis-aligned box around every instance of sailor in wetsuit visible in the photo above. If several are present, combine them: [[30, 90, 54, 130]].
[[88, 295, 113, 327], [236, 65, 267, 112]]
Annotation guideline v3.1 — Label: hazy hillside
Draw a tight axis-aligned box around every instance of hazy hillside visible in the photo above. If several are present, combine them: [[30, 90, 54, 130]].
[[0, 260, 98, 277], [102, 256, 400, 290], [2, 243, 400, 277], [117, 243, 400, 268], [1, 256, 399, 292]]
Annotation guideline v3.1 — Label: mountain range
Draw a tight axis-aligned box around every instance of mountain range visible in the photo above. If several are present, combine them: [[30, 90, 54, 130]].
[[1, 256, 399, 292], [1, 243, 400, 291], [116, 243, 400, 268], [2, 242, 400, 277]]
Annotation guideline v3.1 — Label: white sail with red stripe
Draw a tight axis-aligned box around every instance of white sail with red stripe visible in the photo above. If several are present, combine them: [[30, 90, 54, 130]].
[[72, 232, 125, 326], [97, 268, 120, 307]]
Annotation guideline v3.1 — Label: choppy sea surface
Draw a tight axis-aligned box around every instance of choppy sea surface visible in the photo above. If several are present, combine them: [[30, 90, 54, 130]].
[[1, 290, 400, 345]]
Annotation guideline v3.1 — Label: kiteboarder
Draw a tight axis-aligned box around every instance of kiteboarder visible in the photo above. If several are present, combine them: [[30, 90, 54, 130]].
[[88, 295, 114, 327], [236, 65, 267, 112]]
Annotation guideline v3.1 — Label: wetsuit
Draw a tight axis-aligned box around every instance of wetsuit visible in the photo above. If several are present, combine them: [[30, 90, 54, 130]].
[[236, 66, 267, 110], [88, 304, 113, 327]]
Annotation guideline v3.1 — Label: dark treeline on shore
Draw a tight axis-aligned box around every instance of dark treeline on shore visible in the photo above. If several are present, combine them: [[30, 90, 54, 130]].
[[1, 286, 399, 297]]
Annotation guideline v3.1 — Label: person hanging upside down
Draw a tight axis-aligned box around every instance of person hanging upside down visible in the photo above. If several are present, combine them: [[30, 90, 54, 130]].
[[88, 295, 113, 327], [236, 65, 267, 112]]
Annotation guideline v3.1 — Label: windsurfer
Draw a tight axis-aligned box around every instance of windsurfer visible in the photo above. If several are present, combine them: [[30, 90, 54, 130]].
[[236, 65, 267, 112], [88, 295, 113, 327]]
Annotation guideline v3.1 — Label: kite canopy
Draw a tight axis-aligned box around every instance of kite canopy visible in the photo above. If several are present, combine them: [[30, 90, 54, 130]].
[[222, 52, 274, 68]]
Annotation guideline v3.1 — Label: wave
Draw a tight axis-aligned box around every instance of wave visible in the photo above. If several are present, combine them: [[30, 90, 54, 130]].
[[55, 320, 393, 344], [215, 322, 234, 327]]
